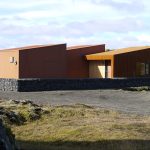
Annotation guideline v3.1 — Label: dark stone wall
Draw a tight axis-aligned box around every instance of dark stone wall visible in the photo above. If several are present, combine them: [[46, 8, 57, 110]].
[[1, 78, 150, 92], [18, 78, 150, 92]]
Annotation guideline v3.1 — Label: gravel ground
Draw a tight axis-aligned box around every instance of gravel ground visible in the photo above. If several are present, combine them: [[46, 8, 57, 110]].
[[0, 89, 150, 115]]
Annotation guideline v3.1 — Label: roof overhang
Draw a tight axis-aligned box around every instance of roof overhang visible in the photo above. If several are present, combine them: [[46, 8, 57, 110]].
[[86, 54, 113, 60]]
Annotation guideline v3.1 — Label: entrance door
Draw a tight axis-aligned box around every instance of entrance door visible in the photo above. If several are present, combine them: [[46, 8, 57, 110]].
[[89, 61, 105, 78]]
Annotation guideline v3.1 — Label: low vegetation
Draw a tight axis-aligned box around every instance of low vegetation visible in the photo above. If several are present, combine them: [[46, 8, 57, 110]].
[[0, 100, 150, 150], [123, 86, 150, 91]]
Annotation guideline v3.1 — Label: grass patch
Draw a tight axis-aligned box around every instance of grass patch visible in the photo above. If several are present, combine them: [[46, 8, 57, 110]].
[[0, 100, 150, 149]]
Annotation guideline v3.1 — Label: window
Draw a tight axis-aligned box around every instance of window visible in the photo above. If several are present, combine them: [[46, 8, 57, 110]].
[[136, 62, 150, 76]]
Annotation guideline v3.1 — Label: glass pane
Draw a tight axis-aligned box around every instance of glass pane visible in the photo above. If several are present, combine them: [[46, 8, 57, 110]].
[[140, 63, 145, 75], [145, 64, 149, 75]]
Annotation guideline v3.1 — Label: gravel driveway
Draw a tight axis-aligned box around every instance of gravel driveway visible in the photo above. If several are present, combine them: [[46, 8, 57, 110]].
[[0, 89, 150, 115]]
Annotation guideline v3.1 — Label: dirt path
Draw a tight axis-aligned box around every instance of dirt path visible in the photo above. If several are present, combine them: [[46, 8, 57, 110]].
[[0, 89, 150, 115]]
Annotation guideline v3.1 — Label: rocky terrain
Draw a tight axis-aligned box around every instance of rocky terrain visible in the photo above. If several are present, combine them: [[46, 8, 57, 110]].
[[0, 99, 49, 150], [0, 100, 48, 125]]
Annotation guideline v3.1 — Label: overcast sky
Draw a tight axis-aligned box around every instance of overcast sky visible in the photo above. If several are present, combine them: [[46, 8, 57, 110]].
[[0, 0, 150, 49]]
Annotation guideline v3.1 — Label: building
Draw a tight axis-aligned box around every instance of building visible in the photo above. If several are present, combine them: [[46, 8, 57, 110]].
[[1, 43, 150, 79], [67, 45, 105, 78], [0, 43, 105, 79], [86, 46, 150, 78], [0, 44, 67, 79]]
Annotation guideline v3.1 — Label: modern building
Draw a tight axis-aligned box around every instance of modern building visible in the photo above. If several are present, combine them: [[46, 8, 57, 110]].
[[1, 43, 150, 79], [0, 43, 105, 79], [0, 44, 67, 79], [86, 46, 150, 78], [67, 45, 105, 78]]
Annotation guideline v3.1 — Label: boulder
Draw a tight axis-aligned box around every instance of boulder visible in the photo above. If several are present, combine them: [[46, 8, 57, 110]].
[[0, 119, 17, 150]]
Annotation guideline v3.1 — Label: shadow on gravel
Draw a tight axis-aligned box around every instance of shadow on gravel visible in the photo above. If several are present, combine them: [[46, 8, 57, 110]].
[[17, 140, 150, 150]]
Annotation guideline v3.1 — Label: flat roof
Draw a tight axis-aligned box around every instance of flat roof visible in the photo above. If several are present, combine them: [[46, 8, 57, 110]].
[[86, 46, 150, 60], [0, 44, 66, 52], [67, 45, 91, 50], [67, 44, 105, 50]]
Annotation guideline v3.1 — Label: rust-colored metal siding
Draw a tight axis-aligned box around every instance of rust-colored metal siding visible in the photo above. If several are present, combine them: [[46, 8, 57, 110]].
[[19, 44, 67, 78], [67, 45, 105, 78], [0, 44, 106, 79], [114, 48, 150, 78]]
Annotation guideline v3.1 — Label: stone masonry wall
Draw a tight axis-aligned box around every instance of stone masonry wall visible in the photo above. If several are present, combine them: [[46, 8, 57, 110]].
[[0, 79, 18, 91], [0, 78, 150, 92]]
